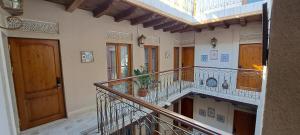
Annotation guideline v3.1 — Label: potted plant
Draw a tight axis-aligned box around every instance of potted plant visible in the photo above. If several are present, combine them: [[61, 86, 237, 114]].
[[133, 66, 152, 97]]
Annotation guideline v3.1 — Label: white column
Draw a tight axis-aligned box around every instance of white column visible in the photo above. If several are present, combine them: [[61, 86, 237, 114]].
[[0, 31, 18, 135], [254, 66, 268, 135]]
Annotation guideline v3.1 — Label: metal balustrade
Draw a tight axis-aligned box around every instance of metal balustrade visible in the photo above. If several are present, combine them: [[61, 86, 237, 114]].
[[98, 66, 262, 105], [95, 66, 262, 134], [95, 84, 225, 135], [155, 0, 264, 16]]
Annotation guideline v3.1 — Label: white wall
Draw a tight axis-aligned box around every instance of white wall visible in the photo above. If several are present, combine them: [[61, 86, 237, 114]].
[[189, 22, 262, 69], [2, 0, 180, 118], [0, 8, 19, 135], [192, 96, 257, 133], [193, 97, 235, 133], [0, 2, 180, 134]]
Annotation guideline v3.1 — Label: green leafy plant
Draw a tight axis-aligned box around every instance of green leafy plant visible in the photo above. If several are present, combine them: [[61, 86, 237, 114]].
[[133, 66, 152, 89]]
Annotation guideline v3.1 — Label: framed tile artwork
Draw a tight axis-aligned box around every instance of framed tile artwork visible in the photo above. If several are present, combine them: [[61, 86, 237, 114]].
[[201, 55, 208, 62], [207, 107, 215, 118], [209, 50, 218, 60], [221, 53, 229, 62], [81, 51, 94, 63]]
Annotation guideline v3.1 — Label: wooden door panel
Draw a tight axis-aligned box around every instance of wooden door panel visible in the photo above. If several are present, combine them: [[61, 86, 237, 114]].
[[237, 44, 262, 91], [21, 45, 57, 92], [181, 98, 193, 128], [174, 47, 180, 81], [9, 38, 66, 130], [233, 110, 256, 135], [182, 47, 194, 81], [28, 93, 60, 121]]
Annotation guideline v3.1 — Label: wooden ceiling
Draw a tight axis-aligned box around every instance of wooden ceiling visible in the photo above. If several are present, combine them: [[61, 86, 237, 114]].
[[46, 0, 262, 33]]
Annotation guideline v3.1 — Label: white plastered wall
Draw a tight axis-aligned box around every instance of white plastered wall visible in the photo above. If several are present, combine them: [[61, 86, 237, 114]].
[[0, 0, 180, 133]]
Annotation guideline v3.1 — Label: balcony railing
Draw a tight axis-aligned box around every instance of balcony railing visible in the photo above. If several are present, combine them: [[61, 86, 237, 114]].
[[153, 0, 264, 17], [98, 66, 262, 105], [94, 66, 262, 134], [95, 83, 228, 135], [159, 0, 196, 16]]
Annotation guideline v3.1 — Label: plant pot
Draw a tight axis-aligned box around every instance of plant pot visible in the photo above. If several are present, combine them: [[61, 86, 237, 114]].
[[138, 88, 148, 97]]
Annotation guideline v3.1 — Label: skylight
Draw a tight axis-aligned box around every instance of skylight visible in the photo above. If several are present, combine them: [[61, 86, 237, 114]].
[[125, 0, 266, 25]]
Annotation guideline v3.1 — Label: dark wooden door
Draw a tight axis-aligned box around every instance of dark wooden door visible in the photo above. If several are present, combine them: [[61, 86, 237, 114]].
[[144, 45, 159, 73], [237, 44, 262, 91], [181, 47, 194, 81], [233, 110, 256, 135], [9, 38, 66, 130], [181, 98, 193, 128], [174, 47, 180, 81], [173, 101, 179, 126]]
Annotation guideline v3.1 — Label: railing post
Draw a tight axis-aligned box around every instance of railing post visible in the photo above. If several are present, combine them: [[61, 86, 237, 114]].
[[99, 96, 104, 135], [155, 81, 159, 104], [179, 69, 182, 93], [96, 91, 100, 133], [166, 74, 169, 99]]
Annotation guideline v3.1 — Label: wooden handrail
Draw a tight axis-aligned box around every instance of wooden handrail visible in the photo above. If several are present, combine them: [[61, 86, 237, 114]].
[[94, 82, 231, 135], [97, 66, 262, 84]]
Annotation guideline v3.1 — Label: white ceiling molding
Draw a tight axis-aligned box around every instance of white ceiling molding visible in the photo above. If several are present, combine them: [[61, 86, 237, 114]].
[[6, 18, 59, 34], [106, 31, 133, 44]]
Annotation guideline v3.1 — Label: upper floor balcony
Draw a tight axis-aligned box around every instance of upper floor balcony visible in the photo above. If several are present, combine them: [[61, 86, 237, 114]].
[[95, 66, 263, 134], [96, 66, 263, 109], [125, 0, 266, 25]]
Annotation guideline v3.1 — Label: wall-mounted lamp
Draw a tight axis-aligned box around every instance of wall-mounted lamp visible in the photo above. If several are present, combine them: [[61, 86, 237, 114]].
[[0, 0, 23, 15], [138, 34, 146, 47], [210, 37, 217, 48]]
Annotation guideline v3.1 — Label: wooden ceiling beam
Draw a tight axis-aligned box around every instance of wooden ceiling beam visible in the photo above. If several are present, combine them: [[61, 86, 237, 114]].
[[153, 21, 176, 30], [66, 0, 85, 12], [222, 21, 230, 29], [163, 24, 184, 32], [114, 7, 137, 22], [130, 13, 153, 25], [195, 28, 202, 32], [93, 0, 113, 18], [208, 25, 215, 31], [240, 18, 247, 27], [171, 26, 191, 33], [179, 27, 195, 33], [143, 17, 166, 28]]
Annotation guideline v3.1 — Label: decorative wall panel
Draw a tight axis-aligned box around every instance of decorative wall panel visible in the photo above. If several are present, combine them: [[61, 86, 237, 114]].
[[106, 31, 133, 44], [7, 18, 59, 34], [240, 33, 262, 44]]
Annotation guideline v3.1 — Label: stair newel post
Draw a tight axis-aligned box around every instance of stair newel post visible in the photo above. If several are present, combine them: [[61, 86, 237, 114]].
[[99, 94, 104, 135], [96, 89, 100, 133]]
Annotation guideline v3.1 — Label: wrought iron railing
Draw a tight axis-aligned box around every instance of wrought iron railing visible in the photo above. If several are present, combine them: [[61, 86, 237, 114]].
[[159, 0, 196, 16], [156, 0, 264, 16], [198, 0, 265, 14], [95, 84, 227, 135], [98, 66, 262, 103], [95, 66, 262, 134]]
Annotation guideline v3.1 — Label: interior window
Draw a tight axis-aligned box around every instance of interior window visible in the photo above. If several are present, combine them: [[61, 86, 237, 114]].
[[106, 43, 132, 94]]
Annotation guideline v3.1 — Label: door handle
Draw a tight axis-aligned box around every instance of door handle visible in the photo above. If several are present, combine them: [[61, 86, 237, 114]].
[[56, 77, 62, 88]]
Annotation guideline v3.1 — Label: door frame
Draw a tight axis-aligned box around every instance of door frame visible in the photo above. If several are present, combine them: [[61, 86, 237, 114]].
[[237, 43, 263, 91], [106, 43, 133, 95], [8, 37, 67, 130], [238, 43, 263, 69], [233, 110, 256, 135], [181, 46, 195, 81], [144, 45, 159, 73], [173, 47, 180, 80]]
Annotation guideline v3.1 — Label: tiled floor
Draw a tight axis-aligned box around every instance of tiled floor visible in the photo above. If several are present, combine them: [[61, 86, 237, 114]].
[[21, 111, 98, 135]]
